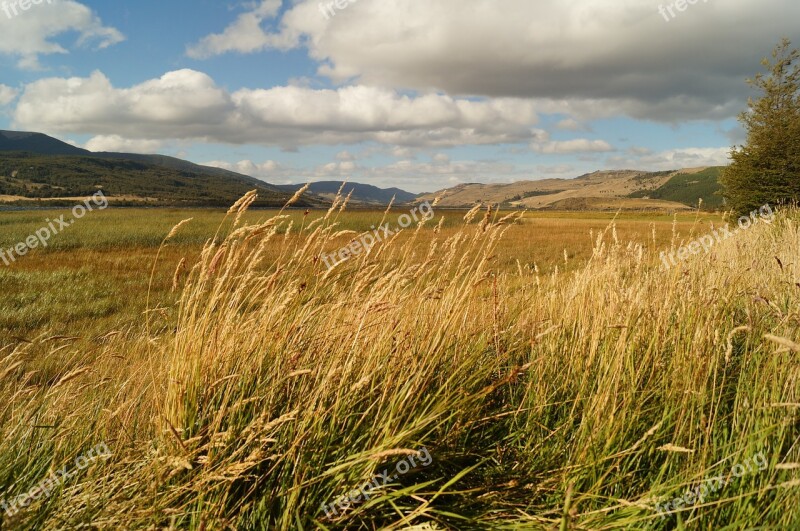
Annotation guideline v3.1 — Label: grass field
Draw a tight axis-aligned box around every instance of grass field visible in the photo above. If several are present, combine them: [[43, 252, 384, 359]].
[[1, 196, 798, 529], [0, 206, 715, 340]]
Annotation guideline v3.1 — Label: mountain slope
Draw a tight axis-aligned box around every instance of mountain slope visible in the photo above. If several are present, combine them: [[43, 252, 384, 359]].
[[419, 168, 722, 210], [277, 181, 418, 205], [96, 152, 282, 192], [0, 130, 90, 156], [0, 152, 316, 207], [0, 130, 314, 207], [627, 167, 724, 208]]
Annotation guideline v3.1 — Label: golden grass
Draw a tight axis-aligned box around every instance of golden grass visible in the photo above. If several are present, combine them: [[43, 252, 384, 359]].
[[0, 197, 797, 529]]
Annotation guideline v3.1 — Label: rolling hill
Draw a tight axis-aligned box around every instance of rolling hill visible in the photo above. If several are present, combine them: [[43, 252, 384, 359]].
[[627, 167, 724, 209], [0, 131, 725, 211], [0, 130, 90, 156], [0, 130, 317, 207], [418, 167, 724, 211]]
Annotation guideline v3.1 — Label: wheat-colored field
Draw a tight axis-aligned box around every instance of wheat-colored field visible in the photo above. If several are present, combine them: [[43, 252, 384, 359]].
[[1, 195, 798, 529]]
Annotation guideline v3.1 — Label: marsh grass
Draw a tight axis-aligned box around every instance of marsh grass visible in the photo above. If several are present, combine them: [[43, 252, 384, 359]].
[[0, 195, 798, 529]]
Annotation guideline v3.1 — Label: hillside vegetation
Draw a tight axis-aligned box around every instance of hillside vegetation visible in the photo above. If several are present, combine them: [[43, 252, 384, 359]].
[[629, 167, 724, 209], [0, 152, 310, 207]]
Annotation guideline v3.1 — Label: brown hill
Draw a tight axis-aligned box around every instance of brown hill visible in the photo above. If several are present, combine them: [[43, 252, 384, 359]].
[[418, 168, 713, 210]]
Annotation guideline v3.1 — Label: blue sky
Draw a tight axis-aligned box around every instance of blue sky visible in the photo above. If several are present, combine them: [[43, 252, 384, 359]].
[[0, 0, 796, 193]]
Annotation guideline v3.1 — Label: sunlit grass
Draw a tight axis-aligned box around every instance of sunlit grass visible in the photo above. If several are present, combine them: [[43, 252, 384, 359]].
[[0, 207, 716, 341], [0, 199, 796, 529]]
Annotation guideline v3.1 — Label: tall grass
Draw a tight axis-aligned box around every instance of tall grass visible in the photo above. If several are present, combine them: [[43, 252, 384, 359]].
[[0, 193, 798, 529]]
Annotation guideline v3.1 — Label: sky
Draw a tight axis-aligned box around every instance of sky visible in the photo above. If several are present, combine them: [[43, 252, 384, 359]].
[[0, 0, 797, 194]]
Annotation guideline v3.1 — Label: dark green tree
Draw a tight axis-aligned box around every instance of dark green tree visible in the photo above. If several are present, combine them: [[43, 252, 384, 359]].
[[721, 39, 800, 214]]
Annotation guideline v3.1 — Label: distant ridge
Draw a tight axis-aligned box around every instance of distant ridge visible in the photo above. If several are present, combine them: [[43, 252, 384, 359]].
[[0, 130, 278, 191], [0, 130, 318, 207], [418, 167, 724, 210], [278, 181, 418, 205]]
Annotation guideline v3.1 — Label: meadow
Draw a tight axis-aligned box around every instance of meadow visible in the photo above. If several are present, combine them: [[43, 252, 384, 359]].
[[0, 206, 713, 340], [0, 196, 798, 529]]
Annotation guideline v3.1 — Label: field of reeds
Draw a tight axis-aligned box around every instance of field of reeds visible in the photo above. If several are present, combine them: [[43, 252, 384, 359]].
[[1, 193, 799, 529]]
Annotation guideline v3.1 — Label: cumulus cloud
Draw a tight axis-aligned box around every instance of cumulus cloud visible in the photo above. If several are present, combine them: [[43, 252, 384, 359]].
[[555, 118, 586, 132], [12, 69, 544, 149], [203, 156, 522, 192], [335, 150, 356, 161], [391, 147, 415, 159], [204, 159, 284, 177], [0, 84, 18, 106], [189, 0, 798, 122], [0, 0, 123, 69], [204, 157, 359, 182], [533, 139, 615, 154], [84, 135, 164, 154], [185, 0, 295, 58], [530, 130, 615, 154], [607, 147, 731, 170]]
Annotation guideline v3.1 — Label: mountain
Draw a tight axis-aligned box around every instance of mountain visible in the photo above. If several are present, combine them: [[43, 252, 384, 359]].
[[0, 130, 90, 156], [277, 181, 418, 205], [0, 130, 318, 207], [0, 131, 724, 210], [418, 167, 724, 210], [93, 152, 282, 192]]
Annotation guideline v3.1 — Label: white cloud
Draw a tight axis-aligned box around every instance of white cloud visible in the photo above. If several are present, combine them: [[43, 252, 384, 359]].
[[202, 156, 522, 193], [391, 147, 415, 159], [189, 0, 799, 122], [533, 138, 615, 154], [0, 84, 18, 106], [530, 130, 615, 154], [84, 135, 164, 154], [186, 0, 293, 58], [204, 159, 284, 177], [12, 69, 543, 149], [555, 118, 586, 132], [0, 0, 124, 69], [607, 147, 731, 170], [627, 146, 654, 156]]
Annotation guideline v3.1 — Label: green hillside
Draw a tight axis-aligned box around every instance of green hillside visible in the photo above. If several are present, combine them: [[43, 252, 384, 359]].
[[0, 152, 315, 207], [628, 167, 724, 209]]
